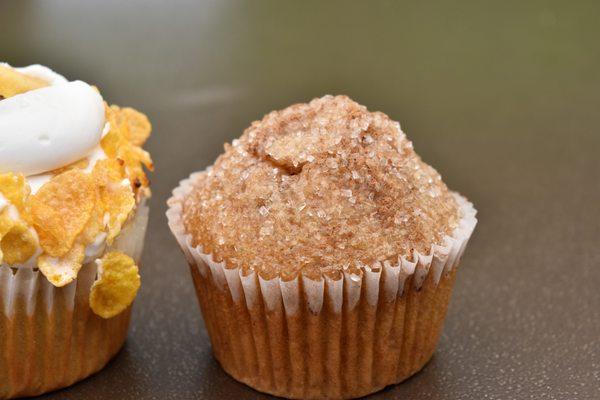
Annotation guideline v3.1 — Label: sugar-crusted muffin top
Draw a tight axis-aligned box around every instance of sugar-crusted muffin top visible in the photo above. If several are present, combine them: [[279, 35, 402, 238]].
[[183, 95, 459, 279]]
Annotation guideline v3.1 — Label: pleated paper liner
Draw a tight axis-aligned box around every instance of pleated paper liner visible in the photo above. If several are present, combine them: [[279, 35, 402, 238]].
[[167, 173, 476, 399], [0, 203, 148, 399]]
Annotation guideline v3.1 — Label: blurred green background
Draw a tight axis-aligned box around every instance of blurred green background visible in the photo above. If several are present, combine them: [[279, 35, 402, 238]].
[[1, 1, 599, 399]]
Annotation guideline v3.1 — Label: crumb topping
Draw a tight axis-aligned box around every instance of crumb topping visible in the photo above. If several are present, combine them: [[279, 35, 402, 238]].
[[183, 95, 459, 279]]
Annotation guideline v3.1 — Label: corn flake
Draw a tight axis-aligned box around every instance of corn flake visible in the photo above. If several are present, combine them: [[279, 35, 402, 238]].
[[92, 159, 136, 243], [0, 209, 13, 263], [79, 195, 106, 246], [0, 173, 30, 213], [101, 105, 153, 192], [0, 219, 38, 265], [110, 106, 152, 146], [90, 251, 140, 319], [0, 175, 37, 265], [38, 243, 85, 287], [120, 145, 153, 188], [0, 65, 49, 98], [29, 170, 95, 257]]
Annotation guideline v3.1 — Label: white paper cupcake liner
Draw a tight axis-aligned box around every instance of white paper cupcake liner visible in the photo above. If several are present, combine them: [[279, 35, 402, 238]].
[[167, 172, 476, 399], [0, 202, 148, 399]]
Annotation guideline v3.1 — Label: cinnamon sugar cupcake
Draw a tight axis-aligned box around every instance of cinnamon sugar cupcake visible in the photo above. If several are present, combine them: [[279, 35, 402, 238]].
[[167, 95, 476, 399], [0, 63, 152, 398]]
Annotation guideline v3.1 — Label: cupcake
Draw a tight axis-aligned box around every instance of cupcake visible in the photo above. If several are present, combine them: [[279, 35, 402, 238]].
[[167, 95, 476, 399], [0, 63, 152, 398]]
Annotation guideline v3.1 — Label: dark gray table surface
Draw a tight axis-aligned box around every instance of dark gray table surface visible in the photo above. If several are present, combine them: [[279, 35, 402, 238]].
[[1, 1, 599, 399]]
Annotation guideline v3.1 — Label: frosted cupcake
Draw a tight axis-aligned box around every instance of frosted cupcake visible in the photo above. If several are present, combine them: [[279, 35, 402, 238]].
[[0, 63, 152, 398], [167, 95, 476, 399]]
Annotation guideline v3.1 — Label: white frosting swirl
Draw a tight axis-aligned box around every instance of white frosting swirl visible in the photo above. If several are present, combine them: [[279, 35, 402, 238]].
[[0, 75, 106, 176]]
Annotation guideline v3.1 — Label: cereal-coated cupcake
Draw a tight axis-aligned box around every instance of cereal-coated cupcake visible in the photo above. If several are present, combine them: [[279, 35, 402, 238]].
[[167, 95, 476, 399], [0, 63, 152, 398]]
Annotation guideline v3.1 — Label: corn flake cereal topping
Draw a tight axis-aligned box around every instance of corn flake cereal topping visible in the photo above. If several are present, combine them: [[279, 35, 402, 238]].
[[29, 169, 96, 258], [111, 106, 152, 146], [92, 159, 136, 243], [38, 243, 85, 287], [0, 206, 37, 266], [0, 173, 38, 265], [102, 105, 153, 190], [0, 173, 30, 213], [0, 64, 151, 292], [90, 251, 140, 319], [0, 219, 38, 265], [0, 65, 48, 98]]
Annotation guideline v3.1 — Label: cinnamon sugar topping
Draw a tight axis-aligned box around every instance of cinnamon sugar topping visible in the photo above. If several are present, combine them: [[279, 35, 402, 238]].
[[182, 95, 459, 279]]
